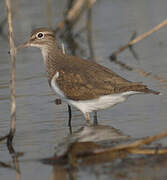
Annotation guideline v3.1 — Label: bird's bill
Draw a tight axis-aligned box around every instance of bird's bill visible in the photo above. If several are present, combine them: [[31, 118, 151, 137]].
[[8, 41, 30, 55], [16, 41, 30, 51]]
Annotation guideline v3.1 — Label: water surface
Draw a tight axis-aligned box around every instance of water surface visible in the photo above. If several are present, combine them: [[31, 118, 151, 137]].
[[0, 0, 167, 179]]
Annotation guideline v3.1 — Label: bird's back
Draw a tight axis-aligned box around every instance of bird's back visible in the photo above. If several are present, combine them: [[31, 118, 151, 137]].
[[50, 53, 159, 100]]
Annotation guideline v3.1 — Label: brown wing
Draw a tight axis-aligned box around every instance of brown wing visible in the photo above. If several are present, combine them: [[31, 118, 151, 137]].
[[55, 56, 152, 100]]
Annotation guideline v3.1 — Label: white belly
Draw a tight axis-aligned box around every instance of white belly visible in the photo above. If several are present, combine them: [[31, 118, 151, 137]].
[[68, 91, 141, 113]]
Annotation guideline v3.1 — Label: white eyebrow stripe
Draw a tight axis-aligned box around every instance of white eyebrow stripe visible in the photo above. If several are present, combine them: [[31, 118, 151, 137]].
[[44, 32, 55, 36]]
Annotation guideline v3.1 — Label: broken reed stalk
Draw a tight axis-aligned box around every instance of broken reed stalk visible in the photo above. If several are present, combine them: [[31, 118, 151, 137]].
[[13, 156, 21, 179], [46, 0, 53, 28], [111, 58, 167, 88], [55, 0, 96, 32], [5, 0, 16, 145], [86, 2, 95, 61], [62, 43, 65, 54], [128, 148, 167, 155], [111, 18, 167, 58], [94, 130, 167, 155], [85, 4, 99, 125], [55, 0, 87, 32]]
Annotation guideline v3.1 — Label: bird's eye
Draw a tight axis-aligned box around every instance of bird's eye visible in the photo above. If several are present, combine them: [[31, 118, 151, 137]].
[[36, 32, 44, 39]]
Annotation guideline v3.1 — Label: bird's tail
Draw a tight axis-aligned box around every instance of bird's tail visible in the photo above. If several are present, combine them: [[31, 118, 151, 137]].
[[120, 83, 160, 95], [130, 83, 160, 95], [141, 87, 160, 95]]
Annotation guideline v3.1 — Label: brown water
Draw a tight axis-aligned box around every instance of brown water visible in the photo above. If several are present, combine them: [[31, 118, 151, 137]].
[[0, 0, 167, 179]]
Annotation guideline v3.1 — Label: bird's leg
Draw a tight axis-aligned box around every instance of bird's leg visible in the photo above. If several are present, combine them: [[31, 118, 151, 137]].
[[84, 112, 91, 125], [93, 111, 98, 125], [68, 105, 72, 127], [67, 105, 72, 134]]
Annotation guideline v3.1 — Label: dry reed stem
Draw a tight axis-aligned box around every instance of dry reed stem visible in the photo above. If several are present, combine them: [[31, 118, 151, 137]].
[[55, 0, 96, 32], [134, 68, 167, 85], [129, 19, 167, 45], [111, 59, 167, 87], [86, 2, 95, 61], [13, 156, 21, 179], [94, 130, 167, 154], [61, 43, 65, 54], [46, 0, 53, 28], [85, 4, 98, 124], [111, 18, 167, 57], [5, 0, 16, 138], [128, 148, 167, 155]]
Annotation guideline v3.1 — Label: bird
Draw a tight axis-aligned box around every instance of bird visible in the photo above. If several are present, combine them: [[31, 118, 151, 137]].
[[17, 28, 160, 124]]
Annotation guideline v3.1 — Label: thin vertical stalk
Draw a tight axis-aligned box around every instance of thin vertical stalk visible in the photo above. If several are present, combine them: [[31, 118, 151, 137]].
[[5, 0, 16, 145], [86, 2, 98, 125], [13, 155, 21, 180], [46, 0, 53, 28], [86, 5, 95, 60]]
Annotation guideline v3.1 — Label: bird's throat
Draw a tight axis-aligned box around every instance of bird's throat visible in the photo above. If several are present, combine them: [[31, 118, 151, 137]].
[[41, 46, 63, 85]]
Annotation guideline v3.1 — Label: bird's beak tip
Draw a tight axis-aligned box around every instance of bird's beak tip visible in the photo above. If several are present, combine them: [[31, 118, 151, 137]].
[[8, 42, 30, 55], [16, 42, 29, 51], [8, 40, 30, 55]]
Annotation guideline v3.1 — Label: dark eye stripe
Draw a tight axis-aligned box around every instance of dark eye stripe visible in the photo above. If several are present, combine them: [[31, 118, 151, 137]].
[[45, 33, 55, 38]]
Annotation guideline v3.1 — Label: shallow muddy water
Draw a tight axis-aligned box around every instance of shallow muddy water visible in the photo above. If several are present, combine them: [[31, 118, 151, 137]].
[[1, 0, 167, 179]]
